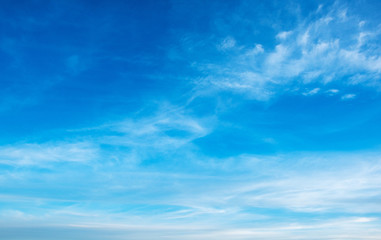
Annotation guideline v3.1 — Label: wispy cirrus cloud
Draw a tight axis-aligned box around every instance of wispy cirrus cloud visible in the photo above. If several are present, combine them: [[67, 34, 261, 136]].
[[1, 217, 380, 240], [176, 2, 381, 101], [164, 152, 381, 215], [341, 93, 356, 100], [107, 105, 211, 148], [84, 103, 214, 167], [1, 1, 381, 239], [0, 142, 98, 166], [0, 103, 212, 168], [1, 138, 381, 239]]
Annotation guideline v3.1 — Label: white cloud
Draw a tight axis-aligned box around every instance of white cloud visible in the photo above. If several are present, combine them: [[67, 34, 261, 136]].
[[245, 44, 264, 56], [186, 3, 381, 100], [0, 103, 213, 170], [218, 37, 236, 50], [265, 44, 290, 71], [0, 142, 97, 166], [353, 217, 378, 223], [105, 104, 212, 149], [1, 212, 380, 240], [143, 151, 381, 216], [341, 93, 356, 100], [1, 145, 381, 239], [276, 31, 292, 40], [326, 89, 339, 95], [302, 87, 320, 96]]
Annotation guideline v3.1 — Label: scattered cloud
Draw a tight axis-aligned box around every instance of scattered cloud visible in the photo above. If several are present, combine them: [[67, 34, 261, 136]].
[[96, 104, 213, 166], [218, 37, 237, 51], [1, 208, 381, 240], [341, 93, 356, 100], [181, 3, 381, 101], [302, 87, 320, 96], [0, 104, 213, 168], [0, 142, 98, 166], [276, 31, 292, 40], [1, 116, 381, 238], [1, 1, 381, 239], [326, 88, 339, 95]]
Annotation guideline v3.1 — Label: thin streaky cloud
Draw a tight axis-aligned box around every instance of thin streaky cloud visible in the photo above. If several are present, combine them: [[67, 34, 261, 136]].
[[177, 2, 381, 100], [1, 1, 381, 239]]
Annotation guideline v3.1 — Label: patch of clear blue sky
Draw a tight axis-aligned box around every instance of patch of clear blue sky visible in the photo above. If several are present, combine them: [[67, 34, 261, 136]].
[[1, 0, 381, 239]]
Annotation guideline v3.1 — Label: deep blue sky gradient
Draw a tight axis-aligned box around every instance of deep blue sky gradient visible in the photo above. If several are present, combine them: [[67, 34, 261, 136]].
[[1, 0, 381, 239]]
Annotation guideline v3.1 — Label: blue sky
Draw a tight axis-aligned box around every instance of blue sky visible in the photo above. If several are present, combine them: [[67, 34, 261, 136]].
[[1, 0, 381, 239]]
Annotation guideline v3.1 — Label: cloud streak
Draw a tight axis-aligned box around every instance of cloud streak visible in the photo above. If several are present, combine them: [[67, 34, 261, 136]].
[[1, 1, 381, 239], [0, 142, 98, 166], [179, 2, 381, 100]]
